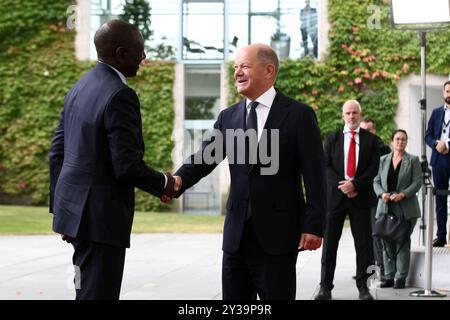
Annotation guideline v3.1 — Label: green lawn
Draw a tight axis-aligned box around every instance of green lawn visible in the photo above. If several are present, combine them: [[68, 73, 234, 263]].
[[0, 205, 224, 235]]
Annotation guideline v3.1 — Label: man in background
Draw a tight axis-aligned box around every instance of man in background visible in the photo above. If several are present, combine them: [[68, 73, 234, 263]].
[[360, 118, 391, 280], [300, 0, 318, 58], [425, 80, 450, 247], [315, 100, 379, 300]]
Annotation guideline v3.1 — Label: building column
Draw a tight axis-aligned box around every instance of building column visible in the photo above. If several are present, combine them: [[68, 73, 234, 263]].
[[75, 0, 91, 61], [318, 0, 330, 61], [172, 63, 185, 212]]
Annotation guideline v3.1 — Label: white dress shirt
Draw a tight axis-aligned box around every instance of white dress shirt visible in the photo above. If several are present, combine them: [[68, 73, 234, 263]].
[[246, 86, 276, 141], [343, 125, 360, 181], [440, 106, 450, 149]]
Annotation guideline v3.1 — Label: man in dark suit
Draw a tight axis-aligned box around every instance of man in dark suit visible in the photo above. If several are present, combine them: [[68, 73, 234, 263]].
[[425, 80, 450, 247], [49, 20, 179, 300], [166, 44, 326, 300], [360, 118, 390, 279], [315, 100, 380, 300]]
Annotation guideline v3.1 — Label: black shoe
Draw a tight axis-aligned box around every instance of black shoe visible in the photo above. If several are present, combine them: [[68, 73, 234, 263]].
[[394, 279, 406, 289], [352, 275, 357, 280], [314, 287, 332, 300], [379, 279, 394, 288], [358, 287, 374, 300], [433, 238, 447, 247]]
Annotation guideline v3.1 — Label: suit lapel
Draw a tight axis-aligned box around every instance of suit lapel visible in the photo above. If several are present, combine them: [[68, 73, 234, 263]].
[[356, 129, 368, 177], [382, 153, 393, 190], [229, 100, 249, 170], [437, 107, 445, 135], [262, 92, 291, 132], [231, 100, 246, 131], [397, 153, 410, 189], [337, 131, 344, 177]]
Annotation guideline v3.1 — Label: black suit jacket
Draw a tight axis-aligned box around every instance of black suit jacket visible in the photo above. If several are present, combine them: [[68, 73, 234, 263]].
[[324, 128, 380, 211], [49, 63, 165, 248], [175, 90, 327, 255]]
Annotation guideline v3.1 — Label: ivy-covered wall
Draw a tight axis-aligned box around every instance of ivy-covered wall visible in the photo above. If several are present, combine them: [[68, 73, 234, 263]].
[[228, 0, 450, 143], [0, 0, 175, 211]]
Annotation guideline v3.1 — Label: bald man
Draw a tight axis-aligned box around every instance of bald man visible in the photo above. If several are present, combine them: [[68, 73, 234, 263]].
[[49, 20, 178, 300], [172, 44, 326, 300], [315, 100, 380, 300]]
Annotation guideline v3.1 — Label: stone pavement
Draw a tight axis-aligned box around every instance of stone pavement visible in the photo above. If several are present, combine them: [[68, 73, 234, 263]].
[[0, 228, 448, 300]]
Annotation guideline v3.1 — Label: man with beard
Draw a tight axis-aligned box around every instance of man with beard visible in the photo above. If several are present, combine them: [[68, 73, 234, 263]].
[[425, 80, 450, 247]]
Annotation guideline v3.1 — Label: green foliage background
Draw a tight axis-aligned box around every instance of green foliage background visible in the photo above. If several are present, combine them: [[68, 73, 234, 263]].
[[228, 0, 450, 143], [0, 0, 175, 211], [1, 0, 449, 209]]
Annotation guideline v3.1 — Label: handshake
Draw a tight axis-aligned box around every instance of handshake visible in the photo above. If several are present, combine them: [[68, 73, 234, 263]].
[[162, 173, 182, 203]]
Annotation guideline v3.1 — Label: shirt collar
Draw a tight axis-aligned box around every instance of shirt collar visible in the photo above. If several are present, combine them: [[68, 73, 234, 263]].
[[343, 125, 360, 134], [246, 86, 276, 109], [98, 61, 127, 85]]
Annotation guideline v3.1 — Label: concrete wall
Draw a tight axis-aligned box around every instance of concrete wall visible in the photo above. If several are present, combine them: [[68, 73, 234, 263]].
[[75, 0, 90, 61], [219, 63, 231, 215], [172, 63, 185, 212], [318, 0, 330, 61]]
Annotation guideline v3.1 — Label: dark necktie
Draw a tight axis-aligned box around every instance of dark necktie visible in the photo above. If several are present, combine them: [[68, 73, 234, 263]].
[[246, 101, 258, 220], [347, 130, 356, 178], [246, 101, 259, 165], [246, 101, 258, 132]]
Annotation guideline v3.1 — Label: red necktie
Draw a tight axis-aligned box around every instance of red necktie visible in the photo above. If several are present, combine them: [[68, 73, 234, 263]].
[[347, 130, 356, 178]]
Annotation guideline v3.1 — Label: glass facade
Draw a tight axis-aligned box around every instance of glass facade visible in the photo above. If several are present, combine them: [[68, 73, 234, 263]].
[[90, 0, 320, 61], [182, 1, 225, 61], [182, 66, 221, 214]]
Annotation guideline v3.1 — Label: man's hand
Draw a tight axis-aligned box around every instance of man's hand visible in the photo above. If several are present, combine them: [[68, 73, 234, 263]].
[[298, 233, 322, 251], [61, 234, 73, 243], [382, 192, 390, 203], [161, 173, 182, 203], [436, 140, 448, 154], [347, 191, 358, 198], [338, 180, 355, 195]]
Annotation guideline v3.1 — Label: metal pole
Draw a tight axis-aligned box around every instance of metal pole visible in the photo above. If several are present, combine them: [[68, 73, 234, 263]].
[[424, 185, 434, 293], [410, 184, 446, 297], [419, 31, 428, 246]]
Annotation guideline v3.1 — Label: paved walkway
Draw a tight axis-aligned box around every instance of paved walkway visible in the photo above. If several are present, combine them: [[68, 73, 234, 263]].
[[0, 228, 448, 300]]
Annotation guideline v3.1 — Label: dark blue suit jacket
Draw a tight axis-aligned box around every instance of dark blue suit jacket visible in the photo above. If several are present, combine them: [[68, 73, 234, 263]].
[[425, 105, 446, 167], [175, 91, 327, 255], [49, 63, 165, 248]]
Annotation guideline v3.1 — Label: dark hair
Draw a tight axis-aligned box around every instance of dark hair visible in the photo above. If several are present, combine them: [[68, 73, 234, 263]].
[[94, 20, 140, 60], [444, 80, 450, 89], [361, 118, 376, 129], [391, 129, 408, 141]]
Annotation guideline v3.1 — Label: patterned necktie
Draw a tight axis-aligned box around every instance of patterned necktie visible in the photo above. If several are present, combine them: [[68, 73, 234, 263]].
[[347, 130, 356, 178]]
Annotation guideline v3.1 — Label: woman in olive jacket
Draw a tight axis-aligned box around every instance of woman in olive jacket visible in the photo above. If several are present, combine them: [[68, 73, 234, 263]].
[[373, 129, 421, 289]]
